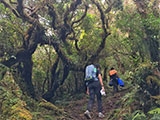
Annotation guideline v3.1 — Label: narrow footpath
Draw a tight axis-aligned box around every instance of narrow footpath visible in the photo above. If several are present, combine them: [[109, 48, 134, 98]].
[[66, 88, 129, 120]]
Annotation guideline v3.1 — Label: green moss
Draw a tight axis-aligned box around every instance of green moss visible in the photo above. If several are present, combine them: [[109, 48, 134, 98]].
[[39, 101, 65, 115]]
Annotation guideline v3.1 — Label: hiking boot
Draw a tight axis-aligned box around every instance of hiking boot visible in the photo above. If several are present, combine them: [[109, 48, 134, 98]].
[[84, 110, 91, 119], [98, 112, 105, 118]]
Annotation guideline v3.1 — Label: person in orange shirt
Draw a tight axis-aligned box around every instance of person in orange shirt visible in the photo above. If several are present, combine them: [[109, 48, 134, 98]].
[[109, 67, 119, 94]]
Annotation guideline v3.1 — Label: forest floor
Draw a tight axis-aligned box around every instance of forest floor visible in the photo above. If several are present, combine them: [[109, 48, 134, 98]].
[[65, 87, 130, 120]]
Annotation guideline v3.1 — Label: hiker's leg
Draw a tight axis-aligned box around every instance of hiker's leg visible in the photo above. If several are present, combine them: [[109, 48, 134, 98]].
[[113, 81, 116, 93], [113, 84, 118, 92], [95, 83, 102, 112], [87, 88, 95, 111], [116, 79, 119, 92], [115, 85, 118, 92], [113, 85, 116, 93], [116, 84, 119, 92], [113, 79, 118, 93], [97, 91, 102, 112]]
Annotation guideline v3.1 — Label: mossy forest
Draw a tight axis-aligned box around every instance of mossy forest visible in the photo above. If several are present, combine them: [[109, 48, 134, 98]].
[[0, 0, 160, 120]]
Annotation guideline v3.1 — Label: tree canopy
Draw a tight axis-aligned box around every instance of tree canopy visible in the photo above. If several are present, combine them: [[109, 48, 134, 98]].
[[0, 0, 160, 120]]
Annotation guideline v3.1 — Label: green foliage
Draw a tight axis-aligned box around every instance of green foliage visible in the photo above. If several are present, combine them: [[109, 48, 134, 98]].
[[114, 2, 160, 66], [131, 110, 146, 120], [80, 13, 96, 32], [0, 0, 160, 119], [148, 108, 160, 115], [150, 114, 160, 120], [32, 45, 57, 94], [0, 63, 9, 80], [0, 70, 71, 120], [0, 20, 23, 58], [120, 87, 138, 107], [148, 108, 160, 120], [79, 13, 103, 56], [108, 109, 121, 120], [122, 110, 146, 120], [0, 71, 33, 120], [143, 13, 160, 31], [43, 115, 56, 120], [0, 3, 24, 60], [130, 62, 159, 95], [120, 62, 159, 120]]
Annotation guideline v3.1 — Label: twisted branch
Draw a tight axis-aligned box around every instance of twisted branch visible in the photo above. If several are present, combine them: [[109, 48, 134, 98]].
[[88, 0, 111, 63]]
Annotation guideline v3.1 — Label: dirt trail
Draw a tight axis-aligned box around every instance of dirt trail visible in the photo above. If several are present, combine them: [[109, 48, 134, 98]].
[[66, 88, 129, 120]]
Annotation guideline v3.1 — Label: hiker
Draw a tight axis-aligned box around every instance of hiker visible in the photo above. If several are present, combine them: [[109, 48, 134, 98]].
[[109, 67, 119, 94], [84, 64, 105, 119]]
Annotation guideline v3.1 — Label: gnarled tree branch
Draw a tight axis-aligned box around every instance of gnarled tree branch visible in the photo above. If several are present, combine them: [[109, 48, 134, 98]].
[[71, 4, 88, 27], [88, 0, 111, 63]]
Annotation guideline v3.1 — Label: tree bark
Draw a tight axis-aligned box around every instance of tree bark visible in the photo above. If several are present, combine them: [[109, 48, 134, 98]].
[[22, 55, 35, 98], [103, 67, 108, 82], [42, 63, 70, 101]]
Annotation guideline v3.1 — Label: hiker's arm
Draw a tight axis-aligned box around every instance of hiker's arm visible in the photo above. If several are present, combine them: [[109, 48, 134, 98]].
[[98, 74, 104, 90], [87, 87, 89, 95]]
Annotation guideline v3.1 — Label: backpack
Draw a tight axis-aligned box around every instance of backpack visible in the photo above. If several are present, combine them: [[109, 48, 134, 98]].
[[109, 70, 118, 80], [84, 64, 98, 86], [118, 78, 125, 87]]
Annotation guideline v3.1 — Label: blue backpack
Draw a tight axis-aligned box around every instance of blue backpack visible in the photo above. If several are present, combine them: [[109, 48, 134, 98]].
[[85, 64, 98, 86], [118, 78, 125, 87]]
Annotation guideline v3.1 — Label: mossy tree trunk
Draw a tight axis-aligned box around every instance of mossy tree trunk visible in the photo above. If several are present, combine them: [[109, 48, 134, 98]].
[[134, 0, 160, 67], [22, 56, 35, 98]]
